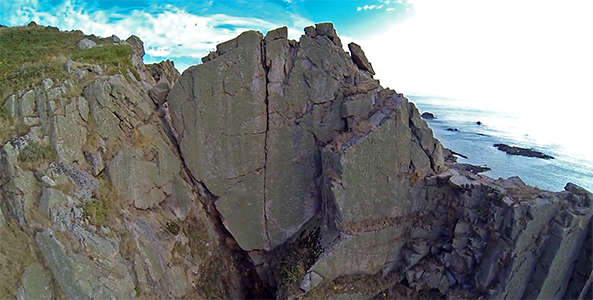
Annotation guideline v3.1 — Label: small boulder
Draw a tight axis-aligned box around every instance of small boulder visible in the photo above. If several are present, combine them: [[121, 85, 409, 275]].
[[421, 112, 436, 119], [149, 78, 172, 105], [77, 38, 96, 49], [314, 23, 342, 47], [265, 26, 287, 41], [564, 183, 591, 197], [304, 26, 316, 37], [299, 272, 323, 292], [109, 34, 121, 43], [348, 42, 375, 75]]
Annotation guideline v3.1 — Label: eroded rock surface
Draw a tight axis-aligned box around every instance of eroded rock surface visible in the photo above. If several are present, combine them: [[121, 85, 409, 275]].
[[1, 22, 591, 300]]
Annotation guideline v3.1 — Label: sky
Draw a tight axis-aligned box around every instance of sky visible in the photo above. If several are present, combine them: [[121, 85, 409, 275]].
[[1, 0, 592, 162]]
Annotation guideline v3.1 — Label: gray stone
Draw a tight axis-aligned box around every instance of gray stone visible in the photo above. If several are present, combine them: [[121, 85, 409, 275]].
[[148, 78, 171, 105], [126, 35, 145, 57], [168, 30, 268, 250], [41, 78, 53, 90], [109, 34, 121, 43], [348, 43, 375, 75], [299, 271, 323, 292], [107, 146, 168, 209], [77, 38, 96, 49], [315, 22, 342, 47], [265, 26, 288, 41], [36, 229, 136, 299], [17, 263, 53, 300], [310, 225, 405, 282]]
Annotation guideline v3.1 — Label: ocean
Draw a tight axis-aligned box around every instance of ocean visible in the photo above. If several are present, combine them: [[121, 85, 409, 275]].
[[410, 95, 593, 192]]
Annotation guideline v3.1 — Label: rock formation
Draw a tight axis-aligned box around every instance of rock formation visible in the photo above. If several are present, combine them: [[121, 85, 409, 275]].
[[494, 143, 554, 160], [0, 22, 591, 300]]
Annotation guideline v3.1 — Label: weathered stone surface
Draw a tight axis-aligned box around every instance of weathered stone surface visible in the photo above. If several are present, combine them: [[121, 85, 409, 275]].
[[107, 143, 177, 209], [168, 30, 268, 250], [147, 59, 180, 84], [126, 35, 145, 57], [1, 23, 592, 300], [77, 38, 96, 49], [311, 225, 405, 282], [36, 229, 135, 299], [17, 263, 53, 300], [348, 42, 375, 75], [300, 271, 323, 292], [148, 78, 171, 105]]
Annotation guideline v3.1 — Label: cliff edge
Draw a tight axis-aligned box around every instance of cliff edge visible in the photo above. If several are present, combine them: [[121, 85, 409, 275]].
[[0, 22, 591, 300]]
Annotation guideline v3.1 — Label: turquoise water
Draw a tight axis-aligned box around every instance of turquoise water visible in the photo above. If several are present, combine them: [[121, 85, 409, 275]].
[[410, 95, 593, 192]]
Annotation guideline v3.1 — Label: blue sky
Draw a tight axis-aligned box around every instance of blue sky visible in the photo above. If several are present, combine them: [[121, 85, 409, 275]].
[[0, 0, 413, 71]]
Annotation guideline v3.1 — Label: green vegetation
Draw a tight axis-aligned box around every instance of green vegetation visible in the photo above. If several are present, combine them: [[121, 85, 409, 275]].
[[276, 226, 322, 293], [166, 221, 180, 235], [17, 141, 57, 162], [72, 43, 139, 79], [0, 24, 136, 97], [83, 178, 121, 228], [0, 223, 35, 299], [83, 199, 110, 227]]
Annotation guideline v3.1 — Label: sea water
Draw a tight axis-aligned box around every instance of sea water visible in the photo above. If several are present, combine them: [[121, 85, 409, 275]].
[[410, 95, 593, 192]]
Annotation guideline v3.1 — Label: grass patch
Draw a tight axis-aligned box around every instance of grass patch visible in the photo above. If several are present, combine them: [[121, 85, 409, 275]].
[[84, 178, 121, 228], [72, 44, 138, 79], [166, 221, 180, 235], [17, 141, 57, 163], [0, 223, 35, 299], [0, 25, 136, 97], [274, 226, 322, 294]]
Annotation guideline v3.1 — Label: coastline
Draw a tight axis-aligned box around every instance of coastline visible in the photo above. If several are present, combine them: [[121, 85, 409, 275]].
[[411, 95, 593, 192]]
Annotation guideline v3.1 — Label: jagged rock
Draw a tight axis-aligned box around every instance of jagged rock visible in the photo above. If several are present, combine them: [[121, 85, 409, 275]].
[[1, 22, 591, 300], [168, 30, 269, 250], [300, 271, 323, 292], [36, 229, 136, 299], [16, 263, 53, 300], [148, 78, 171, 105], [348, 42, 375, 75], [107, 142, 178, 210], [109, 34, 121, 43], [147, 59, 180, 84], [77, 38, 96, 49], [494, 143, 554, 159], [126, 35, 145, 57]]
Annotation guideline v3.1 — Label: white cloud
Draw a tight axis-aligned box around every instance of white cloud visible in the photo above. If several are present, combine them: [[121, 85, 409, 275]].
[[4, 0, 311, 68], [360, 0, 593, 160]]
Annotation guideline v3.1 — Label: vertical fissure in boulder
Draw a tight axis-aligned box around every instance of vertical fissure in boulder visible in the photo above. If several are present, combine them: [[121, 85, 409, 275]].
[[157, 102, 273, 298], [261, 39, 272, 249]]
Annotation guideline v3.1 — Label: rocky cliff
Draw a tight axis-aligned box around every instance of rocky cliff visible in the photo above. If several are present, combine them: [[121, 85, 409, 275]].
[[0, 23, 591, 300]]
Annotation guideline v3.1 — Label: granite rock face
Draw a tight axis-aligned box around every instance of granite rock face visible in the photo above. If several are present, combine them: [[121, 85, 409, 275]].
[[167, 22, 593, 299], [1, 23, 592, 300], [0, 26, 269, 300]]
